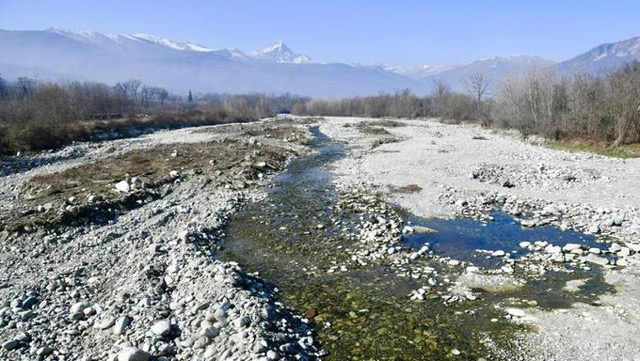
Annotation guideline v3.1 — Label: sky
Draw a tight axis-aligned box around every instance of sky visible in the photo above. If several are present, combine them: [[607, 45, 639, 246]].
[[1, 0, 639, 67]]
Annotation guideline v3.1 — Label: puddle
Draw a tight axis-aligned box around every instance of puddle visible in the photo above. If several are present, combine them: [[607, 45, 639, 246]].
[[217, 126, 616, 360], [404, 211, 605, 267]]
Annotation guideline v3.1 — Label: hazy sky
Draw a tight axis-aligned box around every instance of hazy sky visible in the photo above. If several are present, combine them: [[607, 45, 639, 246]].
[[1, 0, 639, 66]]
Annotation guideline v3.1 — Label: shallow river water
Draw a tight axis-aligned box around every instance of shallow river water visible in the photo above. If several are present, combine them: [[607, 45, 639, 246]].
[[219, 127, 614, 360]]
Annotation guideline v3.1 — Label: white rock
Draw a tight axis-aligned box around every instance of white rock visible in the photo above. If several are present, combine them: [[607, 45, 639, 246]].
[[96, 317, 116, 330], [583, 253, 609, 266], [200, 325, 219, 338], [545, 245, 562, 254], [506, 308, 526, 318], [70, 301, 90, 314], [413, 225, 438, 234], [626, 243, 640, 253], [151, 320, 172, 337], [562, 243, 582, 253], [618, 247, 631, 257], [519, 241, 532, 249], [113, 316, 131, 335], [612, 216, 624, 226], [491, 250, 506, 257], [115, 180, 130, 193]]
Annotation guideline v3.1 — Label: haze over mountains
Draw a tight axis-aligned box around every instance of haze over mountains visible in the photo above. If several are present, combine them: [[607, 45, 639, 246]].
[[1, 28, 639, 98]]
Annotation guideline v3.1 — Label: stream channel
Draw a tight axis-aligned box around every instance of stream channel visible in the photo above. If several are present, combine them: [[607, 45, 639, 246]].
[[219, 126, 614, 360]]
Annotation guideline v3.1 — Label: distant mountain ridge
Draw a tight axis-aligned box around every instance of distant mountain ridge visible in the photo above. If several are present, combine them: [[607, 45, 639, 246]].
[[557, 35, 640, 74], [0, 28, 639, 97]]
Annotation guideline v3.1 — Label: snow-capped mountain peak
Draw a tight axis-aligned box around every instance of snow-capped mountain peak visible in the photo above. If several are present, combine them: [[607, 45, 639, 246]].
[[251, 41, 312, 64], [46, 27, 214, 53], [130, 33, 214, 52]]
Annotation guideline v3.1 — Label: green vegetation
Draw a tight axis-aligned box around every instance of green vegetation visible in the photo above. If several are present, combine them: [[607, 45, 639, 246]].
[[548, 141, 639, 158]]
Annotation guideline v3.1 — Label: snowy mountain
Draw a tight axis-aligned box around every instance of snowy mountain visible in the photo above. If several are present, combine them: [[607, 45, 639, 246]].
[[1, 28, 640, 98], [0, 29, 418, 98], [250, 41, 312, 64], [557, 36, 640, 74]]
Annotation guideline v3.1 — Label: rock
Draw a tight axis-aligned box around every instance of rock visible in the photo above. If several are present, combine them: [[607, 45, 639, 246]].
[[96, 317, 116, 330], [612, 215, 624, 226], [70, 311, 85, 321], [562, 243, 582, 253], [588, 224, 601, 234], [233, 315, 250, 329], [169, 170, 179, 178], [491, 250, 506, 257], [36, 346, 54, 356], [545, 245, 562, 254], [520, 219, 537, 228], [266, 350, 279, 360], [118, 347, 150, 361], [70, 301, 90, 314], [115, 180, 131, 193], [130, 177, 143, 189], [280, 343, 297, 354], [506, 308, 526, 318], [151, 320, 172, 337], [588, 247, 602, 255], [610, 243, 622, 253], [192, 336, 211, 349], [21, 297, 38, 309], [583, 253, 609, 266], [627, 243, 640, 253], [200, 326, 219, 338], [519, 241, 532, 249], [618, 247, 631, 257], [413, 225, 438, 234], [2, 339, 18, 350], [113, 316, 131, 335], [542, 204, 562, 216], [563, 279, 587, 293]]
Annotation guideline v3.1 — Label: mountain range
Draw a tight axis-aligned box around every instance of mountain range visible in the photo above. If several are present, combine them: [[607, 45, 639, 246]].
[[0, 28, 639, 98]]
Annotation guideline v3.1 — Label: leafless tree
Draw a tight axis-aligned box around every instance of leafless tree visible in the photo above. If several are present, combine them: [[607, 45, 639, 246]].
[[464, 70, 491, 119]]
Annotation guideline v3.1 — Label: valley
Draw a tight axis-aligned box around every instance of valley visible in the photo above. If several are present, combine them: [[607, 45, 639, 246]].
[[1, 117, 639, 360]]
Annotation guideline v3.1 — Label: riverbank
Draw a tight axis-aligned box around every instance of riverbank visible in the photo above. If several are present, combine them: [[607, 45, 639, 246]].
[[319, 116, 640, 361]]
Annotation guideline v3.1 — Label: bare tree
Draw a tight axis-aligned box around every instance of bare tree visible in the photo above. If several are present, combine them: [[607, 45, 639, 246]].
[[464, 70, 491, 119]]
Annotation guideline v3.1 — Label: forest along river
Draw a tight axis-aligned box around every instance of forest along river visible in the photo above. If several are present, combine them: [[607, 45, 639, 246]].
[[219, 127, 615, 360]]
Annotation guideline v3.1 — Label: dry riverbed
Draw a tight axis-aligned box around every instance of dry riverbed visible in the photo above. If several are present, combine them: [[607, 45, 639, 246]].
[[0, 118, 322, 361], [319, 116, 640, 361], [1, 115, 639, 360]]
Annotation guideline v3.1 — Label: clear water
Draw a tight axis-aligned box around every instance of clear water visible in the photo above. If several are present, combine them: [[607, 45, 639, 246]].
[[404, 211, 605, 267], [219, 126, 615, 360]]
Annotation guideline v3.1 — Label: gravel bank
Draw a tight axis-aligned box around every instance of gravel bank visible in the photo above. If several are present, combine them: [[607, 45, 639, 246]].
[[0, 119, 322, 361], [319, 116, 640, 361]]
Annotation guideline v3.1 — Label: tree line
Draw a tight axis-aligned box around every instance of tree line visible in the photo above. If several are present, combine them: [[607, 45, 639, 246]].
[[1, 62, 638, 155], [292, 62, 640, 148], [0, 76, 308, 154]]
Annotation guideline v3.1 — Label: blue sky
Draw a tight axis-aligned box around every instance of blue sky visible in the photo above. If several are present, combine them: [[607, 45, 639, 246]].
[[1, 0, 639, 66]]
